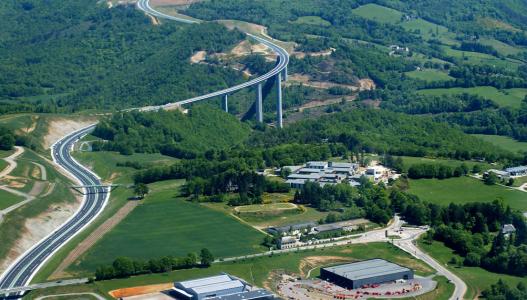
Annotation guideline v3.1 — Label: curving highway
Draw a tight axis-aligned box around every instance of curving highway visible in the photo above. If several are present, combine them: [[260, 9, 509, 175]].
[[0, 0, 289, 297], [0, 126, 109, 296], [136, 0, 290, 111]]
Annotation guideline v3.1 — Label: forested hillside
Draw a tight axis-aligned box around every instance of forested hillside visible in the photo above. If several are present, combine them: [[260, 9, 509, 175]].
[[92, 106, 251, 157], [185, 0, 527, 143], [251, 109, 515, 162], [0, 0, 244, 113]]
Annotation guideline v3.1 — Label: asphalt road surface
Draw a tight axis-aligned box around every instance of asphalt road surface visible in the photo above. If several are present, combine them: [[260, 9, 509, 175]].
[[0, 125, 109, 297]]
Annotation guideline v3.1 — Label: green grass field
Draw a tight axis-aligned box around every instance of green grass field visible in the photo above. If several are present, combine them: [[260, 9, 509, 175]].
[[405, 69, 454, 82], [473, 134, 527, 153], [292, 16, 331, 27], [418, 86, 527, 108], [0, 149, 13, 173], [418, 239, 527, 299], [399, 156, 496, 172], [70, 180, 266, 274], [33, 151, 179, 282], [441, 46, 521, 70], [206, 202, 331, 228], [478, 38, 525, 56], [235, 202, 297, 213], [401, 275, 454, 300], [28, 242, 436, 299], [73, 151, 176, 181], [401, 19, 451, 41], [408, 176, 527, 210], [352, 4, 403, 24], [0, 189, 24, 210]]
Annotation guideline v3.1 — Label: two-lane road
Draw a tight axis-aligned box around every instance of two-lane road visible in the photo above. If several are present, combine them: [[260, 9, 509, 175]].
[[0, 126, 109, 296]]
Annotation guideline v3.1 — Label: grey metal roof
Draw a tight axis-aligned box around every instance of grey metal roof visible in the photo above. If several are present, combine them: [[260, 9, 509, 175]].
[[505, 166, 527, 173], [323, 259, 411, 281], [330, 162, 355, 168], [210, 289, 274, 300], [179, 275, 232, 289], [287, 173, 322, 180], [502, 224, 516, 234], [307, 161, 328, 167], [191, 280, 244, 294], [267, 222, 317, 233]]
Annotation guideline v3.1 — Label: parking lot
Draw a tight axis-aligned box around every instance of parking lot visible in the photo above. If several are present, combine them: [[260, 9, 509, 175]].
[[277, 275, 436, 300]]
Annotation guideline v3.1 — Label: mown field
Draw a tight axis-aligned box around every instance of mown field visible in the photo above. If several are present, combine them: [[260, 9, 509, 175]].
[[352, 4, 403, 24], [441, 46, 521, 70], [70, 180, 266, 274], [418, 86, 527, 108], [292, 16, 331, 27], [418, 239, 527, 299], [206, 201, 331, 228], [28, 242, 437, 299], [399, 156, 496, 172], [405, 69, 454, 82], [408, 176, 527, 210], [473, 134, 527, 153]]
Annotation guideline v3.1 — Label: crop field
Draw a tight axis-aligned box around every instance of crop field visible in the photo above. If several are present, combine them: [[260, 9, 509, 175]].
[[405, 69, 454, 82], [419, 239, 527, 299], [352, 4, 403, 24], [418, 86, 527, 108], [70, 180, 266, 274], [473, 134, 527, 153], [292, 16, 331, 27], [408, 176, 527, 210]]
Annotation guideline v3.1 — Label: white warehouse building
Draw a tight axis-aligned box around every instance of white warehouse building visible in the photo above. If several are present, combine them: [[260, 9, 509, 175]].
[[173, 274, 274, 300]]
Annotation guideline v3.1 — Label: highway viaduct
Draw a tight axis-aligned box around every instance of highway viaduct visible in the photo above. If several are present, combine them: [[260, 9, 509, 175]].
[[136, 0, 290, 128]]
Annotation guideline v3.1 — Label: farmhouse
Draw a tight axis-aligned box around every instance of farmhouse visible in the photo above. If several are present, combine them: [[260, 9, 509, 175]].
[[173, 274, 274, 300], [278, 236, 301, 249], [320, 259, 414, 289], [501, 224, 516, 238], [505, 166, 527, 177], [266, 221, 317, 235]]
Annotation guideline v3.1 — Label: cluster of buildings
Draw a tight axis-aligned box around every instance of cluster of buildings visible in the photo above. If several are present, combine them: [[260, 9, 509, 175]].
[[486, 165, 527, 179], [172, 274, 274, 300], [282, 161, 396, 189], [320, 259, 414, 290], [267, 219, 370, 249]]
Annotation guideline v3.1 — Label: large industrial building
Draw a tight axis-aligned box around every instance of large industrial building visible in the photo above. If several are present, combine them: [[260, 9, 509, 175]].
[[320, 259, 414, 289], [172, 274, 274, 300]]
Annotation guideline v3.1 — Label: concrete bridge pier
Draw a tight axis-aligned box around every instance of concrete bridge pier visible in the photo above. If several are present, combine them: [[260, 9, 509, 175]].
[[282, 66, 288, 82], [276, 73, 283, 128], [256, 83, 263, 123], [222, 94, 228, 113]]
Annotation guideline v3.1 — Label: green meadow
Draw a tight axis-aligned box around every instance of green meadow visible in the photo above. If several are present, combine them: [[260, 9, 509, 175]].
[[70, 180, 266, 274], [418, 86, 527, 108], [408, 176, 527, 211], [473, 134, 527, 153]]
